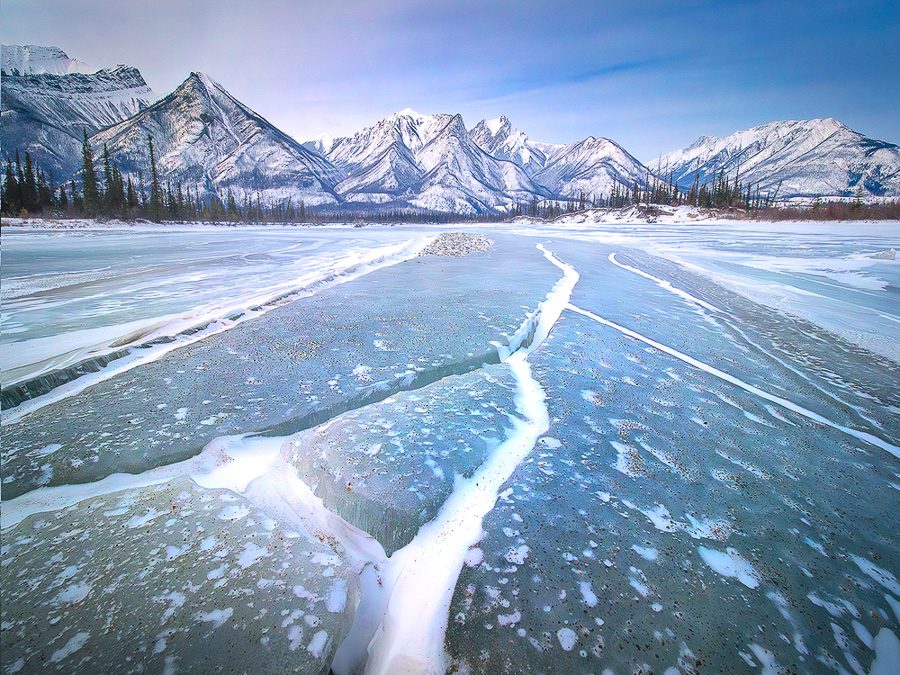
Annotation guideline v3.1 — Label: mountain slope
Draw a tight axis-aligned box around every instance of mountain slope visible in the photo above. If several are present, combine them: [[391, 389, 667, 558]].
[[324, 109, 439, 201], [651, 119, 900, 200], [532, 136, 650, 199], [91, 72, 341, 206], [468, 115, 551, 175], [320, 109, 549, 213], [2, 45, 157, 179], [469, 116, 651, 200], [1, 44, 94, 76], [412, 113, 550, 213]]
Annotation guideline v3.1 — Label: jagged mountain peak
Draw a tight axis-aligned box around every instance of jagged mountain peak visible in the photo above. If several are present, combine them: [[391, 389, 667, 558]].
[[91, 72, 341, 207], [302, 133, 335, 155], [483, 115, 510, 134], [534, 134, 649, 199], [469, 114, 550, 175], [172, 71, 224, 102], [1, 44, 95, 75], [316, 108, 549, 213], [183, 71, 224, 93], [393, 107, 427, 119]]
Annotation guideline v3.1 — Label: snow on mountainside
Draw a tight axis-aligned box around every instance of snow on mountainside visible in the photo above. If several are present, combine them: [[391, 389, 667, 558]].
[[302, 133, 334, 155], [5, 45, 897, 215], [411, 113, 550, 213], [468, 115, 552, 175], [91, 72, 341, 207], [651, 119, 900, 200], [469, 115, 652, 201], [2, 45, 156, 179], [533, 136, 650, 200], [3, 66, 156, 136], [319, 109, 549, 213], [1, 44, 94, 76]]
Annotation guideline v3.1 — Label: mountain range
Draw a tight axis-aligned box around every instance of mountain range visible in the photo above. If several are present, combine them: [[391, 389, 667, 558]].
[[650, 118, 900, 200], [2, 44, 898, 214]]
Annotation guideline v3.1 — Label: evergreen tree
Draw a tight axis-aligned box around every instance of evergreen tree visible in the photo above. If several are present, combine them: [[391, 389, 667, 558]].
[[81, 130, 100, 215], [851, 183, 865, 211], [147, 135, 162, 221], [22, 151, 38, 211], [126, 178, 138, 210], [3, 160, 20, 214], [37, 169, 53, 211], [70, 179, 83, 210], [226, 188, 239, 220], [102, 143, 114, 212], [15, 151, 24, 193]]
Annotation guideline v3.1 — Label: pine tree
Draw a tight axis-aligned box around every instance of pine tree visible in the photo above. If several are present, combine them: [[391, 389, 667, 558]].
[[37, 169, 53, 211], [226, 189, 238, 220], [851, 183, 864, 211], [147, 135, 162, 221], [22, 151, 38, 212], [70, 179, 83, 210], [3, 159, 20, 214], [165, 181, 175, 219], [15, 151, 24, 195], [126, 178, 138, 210], [81, 130, 100, 216], [176, 181, 185, 221], [58, 184, 69, 210], [102, 143, 114, 212]]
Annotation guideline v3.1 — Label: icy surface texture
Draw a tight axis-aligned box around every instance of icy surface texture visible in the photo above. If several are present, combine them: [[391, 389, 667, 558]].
[[282, 364, 518, 554], [2, 233, 558, 498], [1, 221, 897, 674], [442, 234, 898, 673], [1, 477, 356, 674]]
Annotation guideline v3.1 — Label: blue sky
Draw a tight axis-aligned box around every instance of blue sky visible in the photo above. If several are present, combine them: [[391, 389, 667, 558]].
[[3, 0, 898, 161]]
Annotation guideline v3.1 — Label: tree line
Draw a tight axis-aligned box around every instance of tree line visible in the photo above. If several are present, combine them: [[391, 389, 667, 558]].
[[501, 165, 895, 221], [3, 137, 895, 222], [2, 131, 312, 223]]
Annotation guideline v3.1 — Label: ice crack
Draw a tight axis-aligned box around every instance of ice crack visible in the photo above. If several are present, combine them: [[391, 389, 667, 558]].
[[337, 243, 578, 674], [566, 303, 900, 458]]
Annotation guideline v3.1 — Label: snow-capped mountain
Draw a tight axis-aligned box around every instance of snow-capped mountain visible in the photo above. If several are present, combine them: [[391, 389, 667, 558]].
[[532, 136, 650, 199], [411, 113, 550, 213], [468, 115, 551, 175], [651, 119, 900, 199], [92, 72, 341, 207], [2, 45, 156, 179], [1, 44, 94, 76], [318, 109, 549, 213], [468, 115, 651, 200], [4, 66, 156, 138], [301, 133, 335, 156], [5, 44, 897, 215]]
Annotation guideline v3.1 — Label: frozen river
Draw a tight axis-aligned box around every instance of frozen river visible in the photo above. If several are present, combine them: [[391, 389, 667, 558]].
[[1, 226, 428, 389], [1, 220, 898, 674]]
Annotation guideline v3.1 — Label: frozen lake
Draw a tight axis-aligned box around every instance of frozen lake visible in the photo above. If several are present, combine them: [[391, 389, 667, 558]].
[[1, 220, 898, 674]]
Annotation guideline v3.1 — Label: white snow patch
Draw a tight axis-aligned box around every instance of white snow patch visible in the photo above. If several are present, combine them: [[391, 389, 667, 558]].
[[50, 631, 90, 663], [579, 581, 598, 607], [698, 546, 760, 589], [557, 627, 577, 651]]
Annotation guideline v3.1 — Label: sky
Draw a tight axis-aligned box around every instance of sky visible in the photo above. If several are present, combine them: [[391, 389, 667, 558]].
[[2, 0, 899, 162]]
